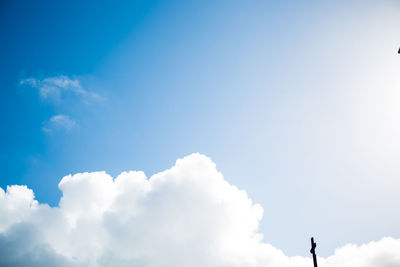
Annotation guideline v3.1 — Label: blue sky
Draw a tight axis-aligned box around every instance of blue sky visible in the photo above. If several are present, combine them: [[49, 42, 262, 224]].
[[1, 0, 400, 259]]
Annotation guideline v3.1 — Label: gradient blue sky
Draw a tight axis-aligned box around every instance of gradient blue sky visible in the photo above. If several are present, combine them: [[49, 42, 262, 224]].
[[1, 0, 400, 257]]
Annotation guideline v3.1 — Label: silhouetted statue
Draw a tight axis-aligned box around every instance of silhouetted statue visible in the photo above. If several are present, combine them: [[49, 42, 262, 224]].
[[310, 237, 318, 267]]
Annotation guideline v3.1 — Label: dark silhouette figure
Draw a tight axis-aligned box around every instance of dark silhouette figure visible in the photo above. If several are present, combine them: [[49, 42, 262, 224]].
[[398, 47, 400, 54], [310, 237, 318, 267]]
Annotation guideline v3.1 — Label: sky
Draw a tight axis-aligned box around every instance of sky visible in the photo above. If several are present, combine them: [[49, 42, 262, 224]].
[[1, 0, 400, 265]]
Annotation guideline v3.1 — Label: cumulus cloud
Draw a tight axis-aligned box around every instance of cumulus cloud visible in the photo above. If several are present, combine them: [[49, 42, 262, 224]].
[[0, 154, 399, 267], [20, 75, 103, 103], [42, 114, 77, 133]]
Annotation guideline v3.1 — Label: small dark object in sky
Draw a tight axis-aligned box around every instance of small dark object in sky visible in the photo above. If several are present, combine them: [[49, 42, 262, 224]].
[[310, 237, 318, 267]]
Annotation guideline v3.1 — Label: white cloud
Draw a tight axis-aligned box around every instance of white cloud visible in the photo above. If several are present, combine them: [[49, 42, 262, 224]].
[[0, 154, 399, 267], [20, 75, 103, 103], [42, 114, 77, 133], [20, 75, 99, 134]]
